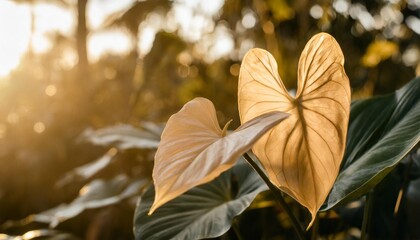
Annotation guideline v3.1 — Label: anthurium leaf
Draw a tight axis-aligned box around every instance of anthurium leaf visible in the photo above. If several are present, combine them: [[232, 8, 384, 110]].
[[322, 77, 420, 210], [238, 33, 350, 227], [134, 159, 268, 240], [150, 97, 288, 214]]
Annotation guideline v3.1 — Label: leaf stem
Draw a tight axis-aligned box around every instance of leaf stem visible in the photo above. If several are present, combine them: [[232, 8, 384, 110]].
[[243, 152, 306, 240], [311, 214, 319, 240], [232, 219, 244, 240], [361, 190, 374, 240], [393, 152, 415, 238]]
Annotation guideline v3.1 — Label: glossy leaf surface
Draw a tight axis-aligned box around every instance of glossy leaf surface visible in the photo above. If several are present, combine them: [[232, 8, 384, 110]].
[[238, 33, 350, 226], [135, 159, 267, 240], [150, 97, 288, 214], [322, 77, 420, 210]]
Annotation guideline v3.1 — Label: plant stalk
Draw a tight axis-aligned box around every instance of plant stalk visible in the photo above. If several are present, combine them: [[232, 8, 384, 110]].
[[311, 214, 319, 240], [361, 190, 374, 240], [232, 219, 244, 240], [243, 152, 306, 240], [393, 152, 415, 238]]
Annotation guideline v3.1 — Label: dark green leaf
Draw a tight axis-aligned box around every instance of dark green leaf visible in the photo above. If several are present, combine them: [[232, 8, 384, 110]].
[[322, 77, 420, 210], [134, 159, 267, 240]]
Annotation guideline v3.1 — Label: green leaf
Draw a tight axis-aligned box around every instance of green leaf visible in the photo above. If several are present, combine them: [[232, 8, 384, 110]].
[[134, 159, 267, 240], [322, 77, 420, 210]]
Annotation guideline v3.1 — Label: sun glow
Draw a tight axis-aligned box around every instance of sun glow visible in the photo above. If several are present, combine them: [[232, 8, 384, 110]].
[[0, 0, 136, 78], [0, 1, 31, 77]]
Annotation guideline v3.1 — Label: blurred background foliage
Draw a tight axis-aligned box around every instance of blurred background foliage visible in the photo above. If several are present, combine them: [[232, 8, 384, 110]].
[[0, 0, 418, 239]]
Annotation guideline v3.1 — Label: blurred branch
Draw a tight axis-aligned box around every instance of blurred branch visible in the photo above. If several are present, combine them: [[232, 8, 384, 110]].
[[77, 0, 89, 79], [102, 0, 172, 36]]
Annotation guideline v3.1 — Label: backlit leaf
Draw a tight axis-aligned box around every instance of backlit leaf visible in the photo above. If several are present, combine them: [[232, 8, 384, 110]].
[[150, 97, 289, 214], [238, 33, 350, 227]]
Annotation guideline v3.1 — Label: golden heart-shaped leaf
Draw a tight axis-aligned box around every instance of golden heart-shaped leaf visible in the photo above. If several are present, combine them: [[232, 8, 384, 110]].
[[238, 33, 351, 227], [149, 97, 289, 214]]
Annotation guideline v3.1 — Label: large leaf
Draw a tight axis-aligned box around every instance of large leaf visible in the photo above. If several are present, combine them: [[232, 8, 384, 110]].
[[323, 77, 420, 210], [238, 33, 351, 226], [134, 159, 268, 240], [150, 97, 288, 213]]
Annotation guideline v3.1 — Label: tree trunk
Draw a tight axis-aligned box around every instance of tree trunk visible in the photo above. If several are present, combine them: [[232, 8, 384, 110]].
[[77, 0, 88, 79]]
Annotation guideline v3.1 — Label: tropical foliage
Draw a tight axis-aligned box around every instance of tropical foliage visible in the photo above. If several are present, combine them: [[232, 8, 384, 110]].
[[0, 0, 419, 239]]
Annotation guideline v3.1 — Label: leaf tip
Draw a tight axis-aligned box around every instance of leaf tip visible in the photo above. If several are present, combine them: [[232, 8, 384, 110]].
[[306, 212, 317, 231], [148, 201, 159, 216]]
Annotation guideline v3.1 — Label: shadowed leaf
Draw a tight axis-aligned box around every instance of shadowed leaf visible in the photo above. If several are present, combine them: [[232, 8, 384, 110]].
[[323, 77, 420, 210], [135, 159, 267, 240]]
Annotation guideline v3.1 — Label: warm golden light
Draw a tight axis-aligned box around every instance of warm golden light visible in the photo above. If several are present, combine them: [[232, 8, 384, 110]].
[[0, 1, 31, 77], [7, 112, 19, 124], [88, 30, 133, 62], [0, 1, 136, 77], [238, 33, 351, 228], [0, 124, 6, 139]]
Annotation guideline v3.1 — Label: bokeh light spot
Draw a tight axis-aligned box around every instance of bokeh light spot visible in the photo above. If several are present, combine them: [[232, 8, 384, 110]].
[[262, 21, 275, 34], [310, 5, 324, 19], [242, 12, 256, 29], [229, 63, 240, 77], [177, 65, 190, 78], [45, 84, 57, 97], [7, 113, 19, 124], [33, 122, 46, 134]]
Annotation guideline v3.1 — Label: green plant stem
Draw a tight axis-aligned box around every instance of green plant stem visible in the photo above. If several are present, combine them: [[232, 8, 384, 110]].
[[243, 152, 306, 240], [393, 152, 415, 238], [232, 219, 244, 240], [361, 190, 374, 240], [311, 214, 318, 240]]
